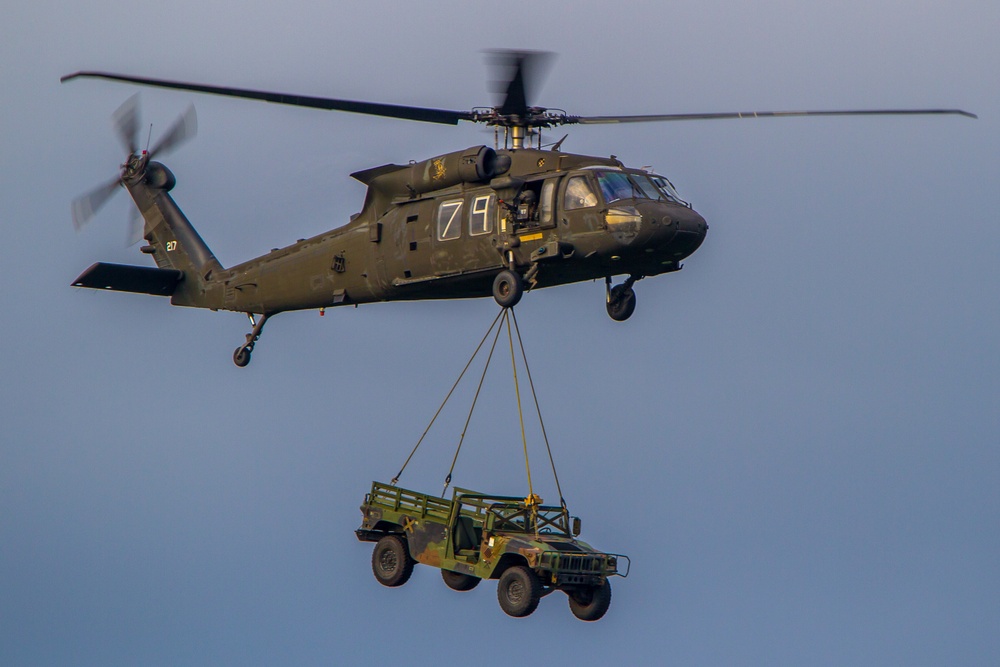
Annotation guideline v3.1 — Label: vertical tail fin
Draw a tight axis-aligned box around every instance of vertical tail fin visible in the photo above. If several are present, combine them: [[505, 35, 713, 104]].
[[125, 161, 224, 309]]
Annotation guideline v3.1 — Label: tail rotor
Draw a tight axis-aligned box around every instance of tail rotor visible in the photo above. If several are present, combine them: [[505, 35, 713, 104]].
[[70, 95, 197, 239]]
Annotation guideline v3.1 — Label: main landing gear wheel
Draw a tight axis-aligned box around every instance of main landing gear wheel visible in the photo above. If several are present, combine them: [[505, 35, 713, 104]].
[[605, 275, 640, 322], [442, 569, 480, 591], [497, 565, 541, 617], [606, 284, 636, 321], [568, 580, 612, 621], [371, 535, 414, 587], [492, 270, 523, 308]]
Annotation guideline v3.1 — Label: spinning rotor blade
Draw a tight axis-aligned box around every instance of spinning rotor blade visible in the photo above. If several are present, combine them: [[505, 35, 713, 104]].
[[61, 64, 975, 138], [112, 93, 140, 155], [61, 71, 475, 126], [71, 175, 121, 231], [70, 95, 198, 234], [148, 103, 197, 159], [569, 108, 978, 124], [126, 203, 144, 247], [488, 50, 554, 117]]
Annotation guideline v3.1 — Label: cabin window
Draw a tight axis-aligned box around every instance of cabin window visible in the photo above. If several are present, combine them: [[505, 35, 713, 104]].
[[469, 194, 495, 236], [437, 200, 463, 241], [564, 176, 598, 210], [539, 180, 556, 225]]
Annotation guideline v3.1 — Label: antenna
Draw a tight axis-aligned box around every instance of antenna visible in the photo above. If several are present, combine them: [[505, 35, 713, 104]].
[[144, 123, 153, 154]]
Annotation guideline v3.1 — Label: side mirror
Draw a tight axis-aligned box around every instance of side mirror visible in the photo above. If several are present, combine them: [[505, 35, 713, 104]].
[[571, 517, 582, 536]]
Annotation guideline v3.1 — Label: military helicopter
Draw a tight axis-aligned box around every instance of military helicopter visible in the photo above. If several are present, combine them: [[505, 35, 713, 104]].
[[62, 52, 974, 366]]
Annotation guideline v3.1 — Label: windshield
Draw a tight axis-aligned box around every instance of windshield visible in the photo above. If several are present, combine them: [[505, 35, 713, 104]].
[[650, 174, 687, 205], [631, 173, 668, 201], [596, 171, 645, 204], [488, 504, 572, 536]]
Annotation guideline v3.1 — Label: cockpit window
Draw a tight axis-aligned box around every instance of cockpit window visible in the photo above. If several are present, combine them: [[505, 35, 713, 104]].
[[563, 175, 598, 210], [650, 174, 687, 205], [596, 171, 643, 204], [632, 174, 668, 201]]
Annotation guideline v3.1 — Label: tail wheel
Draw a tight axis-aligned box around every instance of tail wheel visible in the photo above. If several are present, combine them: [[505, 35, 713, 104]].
[[497, 565, 541, 617], [371, 535, 414, 587], [492, 270, 524, 308], [568, 580, 612, 621], [606, 284, 636, 321], [233, 346, 252, 367], [442, 569, 480, 591]]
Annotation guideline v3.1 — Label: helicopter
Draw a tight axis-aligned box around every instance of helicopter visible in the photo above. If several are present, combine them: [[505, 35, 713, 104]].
[[62, 52, 975, 367]]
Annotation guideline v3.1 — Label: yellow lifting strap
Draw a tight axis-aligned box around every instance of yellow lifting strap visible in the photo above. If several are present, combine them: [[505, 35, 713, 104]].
[[506, 311, 535, 499]]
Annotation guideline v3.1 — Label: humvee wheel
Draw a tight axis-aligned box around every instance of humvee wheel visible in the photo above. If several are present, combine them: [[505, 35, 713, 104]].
[[492, 270, 523, 308], [606, 285, 636, 322], [442, 569, 480, 592], [497, 565, 541, 617], [568, 580, 612, 621], [371, 535, 413, 587]]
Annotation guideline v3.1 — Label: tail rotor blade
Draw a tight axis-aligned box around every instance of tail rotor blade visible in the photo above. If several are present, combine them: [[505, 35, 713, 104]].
[[71, 176, 121, 231], [125, 203, 144, 247], [112, 93, 141, 155], [148, 104, 197, 159]]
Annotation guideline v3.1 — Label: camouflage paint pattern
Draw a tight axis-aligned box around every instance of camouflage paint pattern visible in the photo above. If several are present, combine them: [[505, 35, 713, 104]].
[[356, 481, 629, 588]]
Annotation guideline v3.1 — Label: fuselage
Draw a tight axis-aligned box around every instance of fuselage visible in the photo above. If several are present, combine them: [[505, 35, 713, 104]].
[[210, 147, 708, 315]]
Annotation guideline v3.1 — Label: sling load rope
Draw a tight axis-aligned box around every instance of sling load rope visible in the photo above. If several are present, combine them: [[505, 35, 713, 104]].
[[390, 309, 504, 487], [390, 307, 565, 508]]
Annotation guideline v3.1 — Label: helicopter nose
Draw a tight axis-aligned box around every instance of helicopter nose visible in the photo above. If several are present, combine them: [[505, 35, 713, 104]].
[[666, 206, 708, 259]]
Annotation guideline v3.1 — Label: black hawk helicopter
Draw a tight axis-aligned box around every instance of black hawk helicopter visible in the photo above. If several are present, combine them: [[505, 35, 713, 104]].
[[62, 52, 975, 366]]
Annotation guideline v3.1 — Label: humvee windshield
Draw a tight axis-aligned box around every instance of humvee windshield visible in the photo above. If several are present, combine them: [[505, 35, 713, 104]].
[[488, 503, 572, 536]]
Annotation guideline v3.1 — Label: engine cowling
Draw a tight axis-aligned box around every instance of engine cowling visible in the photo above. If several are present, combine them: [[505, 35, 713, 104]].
[[395, 145, 502, 196]]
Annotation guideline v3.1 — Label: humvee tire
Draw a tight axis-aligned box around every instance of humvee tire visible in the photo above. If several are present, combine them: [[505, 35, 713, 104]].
[[497, 565, 541, 617], [442, 569, 480, 591], [371, 535, 413, 587], [568, 580, 612, 621]]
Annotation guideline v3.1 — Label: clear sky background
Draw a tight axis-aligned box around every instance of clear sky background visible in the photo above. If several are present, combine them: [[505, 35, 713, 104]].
[[2, 1, 997, 665]]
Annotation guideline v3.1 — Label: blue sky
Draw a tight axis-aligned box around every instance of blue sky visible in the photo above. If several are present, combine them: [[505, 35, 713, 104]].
[[2, 1, 997, 664]]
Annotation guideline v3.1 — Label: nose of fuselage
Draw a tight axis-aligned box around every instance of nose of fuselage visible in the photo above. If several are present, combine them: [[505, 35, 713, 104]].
[[669, 205, 708, 258], [638, 201, 707, 261]]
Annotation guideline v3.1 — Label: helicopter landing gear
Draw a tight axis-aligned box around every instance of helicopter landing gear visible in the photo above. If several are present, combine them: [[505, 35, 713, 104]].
[[233, 313, 270, 367], [605, 275, 640, 322], [493, 269, 523, 308]]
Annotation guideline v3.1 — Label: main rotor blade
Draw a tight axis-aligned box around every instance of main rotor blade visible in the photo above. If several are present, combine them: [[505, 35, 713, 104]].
[[488, 50, 554, 117], [569, 108, 978, 124], [71, 175, 121, 231], [112, 93, 141, 155], [62, 71, 476, 126], [148, 103, 197, 159]]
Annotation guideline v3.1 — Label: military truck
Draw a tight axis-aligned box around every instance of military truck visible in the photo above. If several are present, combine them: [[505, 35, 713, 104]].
[[356, 481, 629, 621]]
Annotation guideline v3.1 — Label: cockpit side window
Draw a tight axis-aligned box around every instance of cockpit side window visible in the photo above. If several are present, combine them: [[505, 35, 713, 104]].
[[563, 175, 598, 210]]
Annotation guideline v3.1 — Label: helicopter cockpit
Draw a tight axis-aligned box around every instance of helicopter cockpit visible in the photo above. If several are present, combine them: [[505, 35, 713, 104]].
[[593, 169, 689, 207]]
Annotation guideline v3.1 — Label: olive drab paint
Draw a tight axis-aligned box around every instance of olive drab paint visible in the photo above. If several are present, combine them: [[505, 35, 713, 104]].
[[62, 52, 973, 366]]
